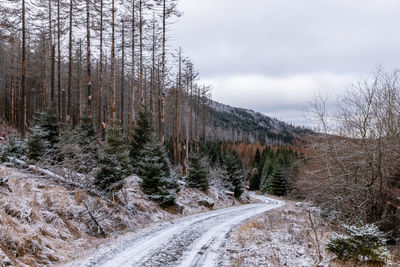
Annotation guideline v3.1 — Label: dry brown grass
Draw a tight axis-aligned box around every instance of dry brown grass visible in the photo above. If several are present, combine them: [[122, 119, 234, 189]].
[[226, 201, 332, 266], [73, 189, 87, 205]]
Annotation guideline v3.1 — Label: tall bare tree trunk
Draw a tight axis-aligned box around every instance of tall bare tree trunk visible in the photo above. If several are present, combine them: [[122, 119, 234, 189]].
[[40, 32, 47, 111], [57, 0, 62, 120], [177, 48, 182, 166], [48, 0, 55, 110], [201, 86, 207, 142], [139, 0, 144, 108], [160, 0, 166, 144], [99, 0, 105, 138], [150, 14, 156, 129], [184, 63, 191, 176], [131, 0, 135, 134], [86, 0, 92, 119], [67, 0, 73, 124], [173, 85, 177, 164], [78, 39, 82, 122], [111, 0, 116, 124], [121, 19, 125, 131], [11, 53, 15, 125], [195, 85, 200, 152], [20, 0, 26, 136]]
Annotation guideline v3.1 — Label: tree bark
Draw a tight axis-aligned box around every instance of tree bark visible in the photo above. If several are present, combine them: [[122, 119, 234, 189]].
[[177, 48, 182, 166], [160, 0, 166, 144], [111, 0, 116, 124], [121, 19, 125, 131], [20, 0, 26, 136], [139, 0, 144, 108], [57, 0, 62, 120], [86, 0, 92, 118], [49, 0, 55, 110], [99, 0, 105, 139], [130, 0, 136, 134], [67, 0, 73, 124], [150, 14, 156, 129]]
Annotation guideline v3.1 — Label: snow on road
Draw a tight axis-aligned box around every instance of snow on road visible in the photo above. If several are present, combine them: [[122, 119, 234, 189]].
[[65, 194, 284, 267]]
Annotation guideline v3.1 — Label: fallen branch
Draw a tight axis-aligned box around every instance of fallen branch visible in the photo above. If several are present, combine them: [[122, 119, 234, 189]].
[[83, 201, 106, 237], [9, 157, 101, 196]]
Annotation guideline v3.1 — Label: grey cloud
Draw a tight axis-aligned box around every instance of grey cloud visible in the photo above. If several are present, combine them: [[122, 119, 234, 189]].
[[170, 0, 400, 126], [174, 0, 400, 77]]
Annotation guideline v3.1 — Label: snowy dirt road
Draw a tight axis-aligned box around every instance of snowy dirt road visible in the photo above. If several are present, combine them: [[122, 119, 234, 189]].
[[66, 194, 284, 267]]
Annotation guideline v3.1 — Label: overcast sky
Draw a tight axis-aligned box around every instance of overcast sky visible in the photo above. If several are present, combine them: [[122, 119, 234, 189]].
[[170, 0, 400, 127]]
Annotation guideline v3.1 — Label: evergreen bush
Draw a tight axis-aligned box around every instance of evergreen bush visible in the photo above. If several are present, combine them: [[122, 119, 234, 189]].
[[223, 151, 244, 197], [27, 110, 59, 161], [327, 223, 389, 263], [0, 136, 27, 162], [260, 157, 274, 194], [138, 137, 178, 207], [60, 115, 99, 174], [187, 153, 209, 191], [130, 108, 151, 172], [267, 164, 288, 196], [95, 124, 131, 192]]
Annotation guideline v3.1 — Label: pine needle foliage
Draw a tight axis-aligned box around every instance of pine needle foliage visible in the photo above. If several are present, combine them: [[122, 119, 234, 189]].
[[267, 164, 288, 196], [130, 108, 152, 171], [260, 157, 274, 194], [139, 136, 179, 207], [223, 151, 244, 198], [27, 110, 59, 161], [95, 124, 131, 192], [60, 115, 99, 174], [327, 223, 389, 263], [187, 153, 209, 191]]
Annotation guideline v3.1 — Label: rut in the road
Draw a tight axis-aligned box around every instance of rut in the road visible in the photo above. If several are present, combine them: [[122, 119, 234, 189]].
[[137, 226, 203, 266]]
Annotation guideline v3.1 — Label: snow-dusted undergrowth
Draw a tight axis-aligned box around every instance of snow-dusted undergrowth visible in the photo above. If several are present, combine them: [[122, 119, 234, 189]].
[[222, 200, 333, 267], [0, 165, 248, 266]]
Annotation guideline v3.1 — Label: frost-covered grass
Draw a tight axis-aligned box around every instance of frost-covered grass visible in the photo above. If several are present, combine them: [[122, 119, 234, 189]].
[[223, 200, 335, 266], [223, 199, 400, 267], [0, 164, 248, 266]]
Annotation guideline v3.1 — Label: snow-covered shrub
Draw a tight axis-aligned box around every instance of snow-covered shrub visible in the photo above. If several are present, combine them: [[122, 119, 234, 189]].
[[95, 124, 131, 192], [27, 111, 60, 161], [129, 108, 151, 172], [327, 223, 389, 263], [139, 137, 178, 207], [58, 116, 99, 175], [0, 136, 26, 162]]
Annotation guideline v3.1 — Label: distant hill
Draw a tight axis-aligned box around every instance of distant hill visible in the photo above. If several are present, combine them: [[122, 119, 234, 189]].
[[206, 101, 314, 145]]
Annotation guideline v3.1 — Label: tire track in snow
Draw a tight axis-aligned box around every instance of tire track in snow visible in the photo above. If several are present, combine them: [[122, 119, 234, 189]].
[[67, 194, 284, 267]]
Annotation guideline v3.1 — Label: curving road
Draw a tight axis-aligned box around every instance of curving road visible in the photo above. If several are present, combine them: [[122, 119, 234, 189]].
[[67, 194, 284, 267]]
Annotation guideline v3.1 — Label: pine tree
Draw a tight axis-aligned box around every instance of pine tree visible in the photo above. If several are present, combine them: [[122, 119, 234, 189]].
[[268, 164, 288, 196], [60, 115, 99, 174], [249, 148, 262, 190], [130, 108, 152, 171], [139, 136, 179, 207], [248, 167, 260, 191], [27, 125, 46, 161], [95, 124, 131, 192], [187, 153, 209, 191], [253, 148, 261, 166], [0, 136, 26, 163], [260, 157, 274, 194], [27, 110, 59, 161], [223, 151, 244, 198]]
